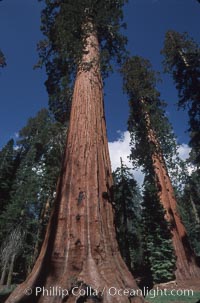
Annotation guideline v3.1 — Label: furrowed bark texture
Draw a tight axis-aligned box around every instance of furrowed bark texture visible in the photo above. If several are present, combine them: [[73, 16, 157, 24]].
[[144, 103, 200, 281], [6, 24, 144, 303]]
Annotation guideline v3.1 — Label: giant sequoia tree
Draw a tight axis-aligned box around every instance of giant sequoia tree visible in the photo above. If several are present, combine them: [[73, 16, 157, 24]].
[[6, 2, 144, 303], [162, 30, 200, 167], [121, 56, 200, 281]]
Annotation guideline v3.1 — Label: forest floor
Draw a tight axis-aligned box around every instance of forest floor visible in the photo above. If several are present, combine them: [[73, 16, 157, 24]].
[[146, 292, 200, 303], [146, 280, 200, 303]]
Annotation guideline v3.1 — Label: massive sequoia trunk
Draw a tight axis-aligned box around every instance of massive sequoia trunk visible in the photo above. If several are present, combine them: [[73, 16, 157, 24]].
[[144, 101, 200, 281], [6, 23, 144, 303], [152, 152, 200, 281]]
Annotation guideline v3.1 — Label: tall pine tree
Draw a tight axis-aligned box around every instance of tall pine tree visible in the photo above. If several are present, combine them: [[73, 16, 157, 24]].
[[113, 159, 143, 275], [0, 140, 19, 216], [0, 109, 66, 284]]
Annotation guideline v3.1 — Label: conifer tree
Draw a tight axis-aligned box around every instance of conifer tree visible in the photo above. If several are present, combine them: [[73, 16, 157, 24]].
[[162, 30, 200, 167], [6, 2, 144, 303], [0, 139, 19, 216], [142, 175, 176, 285], [0, 109, 65, 281], [0, 226, 24, 287], [113, 159, 143, 274], [179, 171, 200, 256], [121, 55, 200, 281]]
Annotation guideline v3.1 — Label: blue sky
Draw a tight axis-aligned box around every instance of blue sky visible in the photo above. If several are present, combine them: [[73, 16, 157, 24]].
[[0, 0, 200, 150]]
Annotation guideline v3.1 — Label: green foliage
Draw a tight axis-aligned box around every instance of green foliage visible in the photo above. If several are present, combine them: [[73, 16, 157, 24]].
[[113, 159, 143, 273], [121, 56, 178, 173], [121, 56, 178, 283], [0, 139, 20, 215], [162, 30, 200, 166], [36, 0, 128, 122], [0, 109, 66, 277], [142, 176, 176, 284], [146, 291, 200, 303], [179, 170, 200, 256]]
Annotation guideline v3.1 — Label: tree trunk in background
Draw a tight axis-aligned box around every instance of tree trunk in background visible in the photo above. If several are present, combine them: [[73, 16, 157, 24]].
[[0, 262, 7, 285], [28, 197, 51, 274], [144, 101, 200, 281], [122, 182, 132, 271], [6, 23, 144, 303], [190, 195, 200, 224], [168, 32, 190, 68], [7, 254, 16, 288]]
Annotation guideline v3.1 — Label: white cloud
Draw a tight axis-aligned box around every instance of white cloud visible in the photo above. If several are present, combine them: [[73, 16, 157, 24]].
[[108, 131, 144, 186], [108, 131, 131, 170], [108, 131, 194, 186], [14, 132, 19, 139], [177, 143, 194, 175], [177, 143, 191, 161]]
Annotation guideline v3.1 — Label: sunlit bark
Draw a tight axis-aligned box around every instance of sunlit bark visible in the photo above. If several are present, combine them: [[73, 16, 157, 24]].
[[143, 98, 200, 281], [6, 23, 144, 303]]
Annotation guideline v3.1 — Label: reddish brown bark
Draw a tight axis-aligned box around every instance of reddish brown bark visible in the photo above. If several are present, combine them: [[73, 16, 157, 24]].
[[144, 101, 200, 281], [6, 23, 144, 303]]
